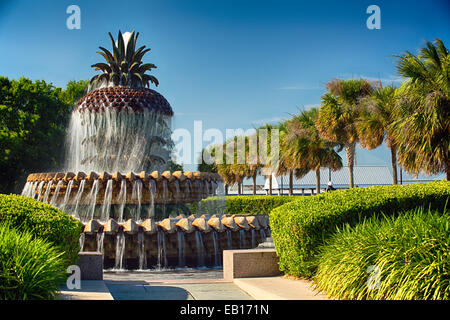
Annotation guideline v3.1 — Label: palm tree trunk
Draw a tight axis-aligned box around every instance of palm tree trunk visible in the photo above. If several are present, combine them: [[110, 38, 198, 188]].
[[268, 174, 273, 195], [289, 169, 293, 196], [238, 182, 242, 195], [345, 143, 356, 188], [252, 173, 257, 195], [225, 184, 229, 195], [390, 145, 398, 185], [315, 168, 320, 195]]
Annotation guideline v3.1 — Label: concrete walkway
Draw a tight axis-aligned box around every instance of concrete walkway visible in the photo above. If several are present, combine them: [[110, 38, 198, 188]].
[[233, 276, 327, 300], [59, 280, 114, 300], [59, 276, 326, 300]]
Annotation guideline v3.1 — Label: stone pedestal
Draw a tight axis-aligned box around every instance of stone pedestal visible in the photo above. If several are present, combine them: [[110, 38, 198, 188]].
[[223, 249, 281, 281], [78, 252, 103, 280]]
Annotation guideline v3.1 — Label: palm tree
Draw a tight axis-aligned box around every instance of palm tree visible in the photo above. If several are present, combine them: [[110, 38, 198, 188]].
[[285, 108, 343, 194], [276, 121, 296, 195], [357, 85, 400, 184], [392, 39, 449, 180], [316, 79, 375, 188]]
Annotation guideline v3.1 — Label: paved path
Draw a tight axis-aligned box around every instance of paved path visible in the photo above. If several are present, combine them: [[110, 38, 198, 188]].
[[59, 280, 114, 300], [59, 273, 326, 300], [234, 276, 327, 300], [105, 280, 253, 300]]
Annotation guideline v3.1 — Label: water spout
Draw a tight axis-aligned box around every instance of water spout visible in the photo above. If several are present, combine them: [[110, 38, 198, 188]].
[[100, 179, 113, 223], [156, 229, 167, 269], [50, 180, 63, 206], [137, 231, 147, 270], [60, 180, 74, 212], [211, 230, 220, 266], [177, 230, 186, 268], [42, 181, 53, 203], [79, 233, 85, 252], [117, 179, 127, 223], [195, 231, 205, 267], [114, 232, 126, 270], [132, 180, 143, 222], [73, 180, 86, 220], [239, 229, 246, 249]]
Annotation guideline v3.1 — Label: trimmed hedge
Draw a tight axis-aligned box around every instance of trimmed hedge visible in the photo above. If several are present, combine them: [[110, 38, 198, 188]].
[[269, 181, 450, 278], [0, 194, 83, 265], [314, 207, 450, 300], [190, 195, 300, 215], [0, 223, 67, 300]]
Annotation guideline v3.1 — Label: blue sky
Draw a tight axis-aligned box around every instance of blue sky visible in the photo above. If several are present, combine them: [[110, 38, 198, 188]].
[[1, 0, 449, 177]]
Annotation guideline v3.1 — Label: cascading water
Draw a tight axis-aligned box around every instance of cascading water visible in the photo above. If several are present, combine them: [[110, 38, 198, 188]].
[[161, 179, 168, 216], [65, 108, 171, 174], [114, 232, 126, 270], [211, 231, 220, 266], [131, 180, 143, 222], [73, 179, 86, 219], [156, 229, 167, 269], [79, 233, 85, 252], [251, 229, 256, 248], [239, 229, 247, 249], [42, 181, 53, 203], [195, 231, 205, 267], [100, 179, 113, 223], [96, 231, 105, 254], [147, 179, 156, 218], [117, 179, 127, 223], [177, 230, 186, 268], [50, 180, 63, 206], [226, 229, 233, 249], [260, 229, 266, 242], [86, 180, 100, 223], [35, 181, 44, 200], [60, 180, 74, 212], [137, 231, 147, 270]]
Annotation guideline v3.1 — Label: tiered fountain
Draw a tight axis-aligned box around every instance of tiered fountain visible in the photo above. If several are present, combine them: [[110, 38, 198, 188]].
[[21, 31, 269, 270]]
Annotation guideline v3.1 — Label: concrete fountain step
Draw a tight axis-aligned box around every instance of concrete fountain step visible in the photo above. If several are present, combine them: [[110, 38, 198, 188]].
[[23, 170, 222, 205], [82, 214, 270, 234]]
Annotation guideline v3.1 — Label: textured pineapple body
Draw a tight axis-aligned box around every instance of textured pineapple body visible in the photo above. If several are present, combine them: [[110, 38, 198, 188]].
[[76, 87, 173, 116]]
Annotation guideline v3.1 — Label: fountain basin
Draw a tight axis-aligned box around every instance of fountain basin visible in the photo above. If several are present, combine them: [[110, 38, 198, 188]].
[[80, 214, 270, 270]]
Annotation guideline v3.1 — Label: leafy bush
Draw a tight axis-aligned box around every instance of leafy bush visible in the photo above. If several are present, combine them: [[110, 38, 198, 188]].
[[0, 223, 67, 300], [269, 181, 450, 278], [313, 207, 450, 300], [0, 194, 83, 265], [190, 195, 299, 215]]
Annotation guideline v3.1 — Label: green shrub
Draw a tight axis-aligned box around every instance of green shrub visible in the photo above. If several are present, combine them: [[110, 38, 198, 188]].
[[0, 223, 67, 300], [269, 181, 450, 278], [313, 207, 450, 300], [0, 194, 83, 265], [190, 195, 299, 215]]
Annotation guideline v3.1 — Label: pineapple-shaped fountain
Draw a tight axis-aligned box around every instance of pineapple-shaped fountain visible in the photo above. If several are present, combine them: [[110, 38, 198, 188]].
[[21, 31, 270, 269]]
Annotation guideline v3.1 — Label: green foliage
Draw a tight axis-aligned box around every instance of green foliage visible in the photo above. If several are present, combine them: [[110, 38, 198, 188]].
[[0, 222, 67, 300], [0, 194, 83, 265], [314, 207, 450, 300], [269, 181, 450, 278], [190, 195, 299, 215], [90, 30, 159, 89], [0, 77, 87, 194]]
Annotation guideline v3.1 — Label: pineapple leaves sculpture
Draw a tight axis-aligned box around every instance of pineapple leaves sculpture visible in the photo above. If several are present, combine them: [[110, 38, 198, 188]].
[[90, 30, 159, 90]]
